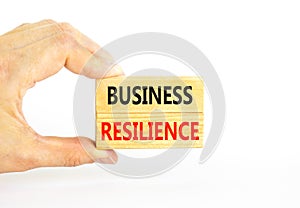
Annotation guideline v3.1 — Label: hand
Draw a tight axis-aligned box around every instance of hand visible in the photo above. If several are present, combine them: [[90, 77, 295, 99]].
[[0, 20, 123, 173]]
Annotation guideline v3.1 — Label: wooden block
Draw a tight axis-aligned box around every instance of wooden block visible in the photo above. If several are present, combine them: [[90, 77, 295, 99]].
[[96, 76, 204, 149], [96, 76, 203, 113]]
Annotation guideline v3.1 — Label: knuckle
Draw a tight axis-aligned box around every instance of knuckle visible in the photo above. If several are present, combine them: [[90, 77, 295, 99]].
[[42, 19, 57, 25], [46, 21, 82, 51], [58, 31, 73, 41], [64, 151, 82, 167], [55, 32, 76, 49], [58, 22, 74, 33], [45, 19, 56, 23], [57, 22, 82, 41]]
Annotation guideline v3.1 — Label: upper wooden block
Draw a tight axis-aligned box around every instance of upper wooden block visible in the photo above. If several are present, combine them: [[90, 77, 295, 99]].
[[96, 76, 203, 114]]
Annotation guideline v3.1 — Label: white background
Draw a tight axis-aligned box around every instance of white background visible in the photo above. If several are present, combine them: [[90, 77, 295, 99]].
[[1, 0, 300, 207]]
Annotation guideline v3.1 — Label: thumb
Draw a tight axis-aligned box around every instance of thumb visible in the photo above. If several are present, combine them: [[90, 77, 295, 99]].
[[35, 136, 117, 167]]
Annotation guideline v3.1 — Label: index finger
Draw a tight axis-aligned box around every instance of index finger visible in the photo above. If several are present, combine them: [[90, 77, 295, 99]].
[[55, 21, 124, 79], [20, 23, 124, 83]]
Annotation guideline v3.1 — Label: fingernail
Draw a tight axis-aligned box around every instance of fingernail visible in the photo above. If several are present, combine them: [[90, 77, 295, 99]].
[[96, 150, 118, 164], [105, 65, 124, 77]]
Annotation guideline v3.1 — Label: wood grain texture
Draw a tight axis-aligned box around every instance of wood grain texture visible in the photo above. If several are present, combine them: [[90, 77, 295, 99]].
[[96, 76, 204, 149]]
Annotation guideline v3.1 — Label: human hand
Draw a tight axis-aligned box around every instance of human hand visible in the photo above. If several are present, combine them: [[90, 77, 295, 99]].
[[0, 20, 123, 173]]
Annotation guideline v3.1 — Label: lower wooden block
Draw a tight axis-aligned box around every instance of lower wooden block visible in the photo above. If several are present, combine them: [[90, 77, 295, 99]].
[[96, 113, 203, 149]]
